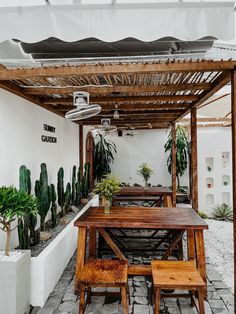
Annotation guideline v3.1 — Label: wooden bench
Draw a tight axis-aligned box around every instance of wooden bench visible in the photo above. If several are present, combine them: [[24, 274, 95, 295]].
[[78, 259, 129, 314], [151, 260, 205, 314]]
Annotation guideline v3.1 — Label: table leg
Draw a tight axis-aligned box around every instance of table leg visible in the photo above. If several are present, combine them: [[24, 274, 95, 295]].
[[75, 227, 87, 294], [89, 227, 96, 259], [195, 230, 207, 299], [164, 195, 173, 207], [187, 230, 195, 261]]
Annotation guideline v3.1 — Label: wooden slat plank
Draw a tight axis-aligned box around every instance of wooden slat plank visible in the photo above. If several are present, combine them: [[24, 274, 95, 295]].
[[172, 124, 177, 207], [0, 60, 235, 80], [128, 265, 152, 276], [43, 95, 198, 104], [23, 82, 211, 95], [191, 107, 198, 211]]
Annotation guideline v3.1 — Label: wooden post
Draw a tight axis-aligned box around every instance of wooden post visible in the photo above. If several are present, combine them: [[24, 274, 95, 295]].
[[172, 123, 177, 207], [231, 70, 236, 314], [79, 124, 84, 177], [191, 107, 198, 211]]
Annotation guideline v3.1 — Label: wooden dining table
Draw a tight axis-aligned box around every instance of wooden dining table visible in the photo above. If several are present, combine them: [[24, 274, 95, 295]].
[[113, 186, 173, 207], [74, 206, 208, 297]]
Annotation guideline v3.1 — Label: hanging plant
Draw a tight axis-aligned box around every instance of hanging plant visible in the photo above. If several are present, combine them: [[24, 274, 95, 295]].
[[93, 134, 117, 182], [164, 125, 190, 188]]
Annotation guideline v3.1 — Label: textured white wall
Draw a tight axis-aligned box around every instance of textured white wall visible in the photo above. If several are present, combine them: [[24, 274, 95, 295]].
[[104, 129, 189, 187], [0, 89, 80, 249]]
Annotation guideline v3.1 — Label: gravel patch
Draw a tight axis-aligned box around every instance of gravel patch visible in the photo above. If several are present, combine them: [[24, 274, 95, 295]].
[[205, 219, 233, 292]]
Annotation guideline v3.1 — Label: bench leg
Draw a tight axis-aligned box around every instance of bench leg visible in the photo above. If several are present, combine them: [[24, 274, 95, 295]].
[[121, 286, 128, 314], [154, 287, 161, 314], [198, 288, 205, 314], [79, 285, 86, 314]]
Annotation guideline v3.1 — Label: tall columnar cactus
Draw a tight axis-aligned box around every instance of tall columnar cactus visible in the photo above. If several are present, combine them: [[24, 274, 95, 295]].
[[57, 167, 65, 216], [36, 163, 52, 231], [18, 165, 32, 249], [50, 183, 57, 228], [64, 183, 72, 213], [81, 162, 90, 198], [71, 165, 76, 205]]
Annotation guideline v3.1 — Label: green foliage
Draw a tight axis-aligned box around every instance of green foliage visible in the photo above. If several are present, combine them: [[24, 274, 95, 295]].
[[94, 175, 120, 202], [0, 186, 38, 255], [64, 183, 72, 213], [137, 163, 154, 187], [35, 163, 52, 230], [164, 125, 190, 187], [93, 134, 117, 182], [18, 165, 35, 249], [50, 183, 57, 228], [57, 167, 65, 213], [214, 203, 233, 221], [81, 162, 90, 198], [198, 211, 208, 219], [71, 165, 77, 205]]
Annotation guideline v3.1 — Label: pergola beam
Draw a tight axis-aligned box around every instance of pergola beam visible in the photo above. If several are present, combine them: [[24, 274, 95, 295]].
[[23, 82, 211, 95], [0, 60, 235, 80]]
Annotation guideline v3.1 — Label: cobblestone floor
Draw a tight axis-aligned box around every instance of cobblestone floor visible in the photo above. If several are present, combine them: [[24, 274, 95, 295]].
[[32, 253, 234, 314]]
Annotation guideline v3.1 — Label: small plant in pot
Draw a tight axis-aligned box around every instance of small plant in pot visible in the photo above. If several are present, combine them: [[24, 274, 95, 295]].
[[0, 186, 38, 256], [0, 186, 38, 314], [94, 175, 120, 214], [137, 163, 154, 188]]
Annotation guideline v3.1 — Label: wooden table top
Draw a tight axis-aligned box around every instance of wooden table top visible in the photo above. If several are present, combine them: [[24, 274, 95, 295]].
[[116, 186, 173, 196], [74, 206, 208, 230]]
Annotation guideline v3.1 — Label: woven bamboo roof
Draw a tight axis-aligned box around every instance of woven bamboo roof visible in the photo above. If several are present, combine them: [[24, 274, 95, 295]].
[[0, 58, 234, 129]]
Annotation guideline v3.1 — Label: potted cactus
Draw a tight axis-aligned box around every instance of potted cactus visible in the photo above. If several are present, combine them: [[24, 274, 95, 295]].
[[137, 163, 154, 188], [94, 175, 120, 214], [0, 186, 38, 314]]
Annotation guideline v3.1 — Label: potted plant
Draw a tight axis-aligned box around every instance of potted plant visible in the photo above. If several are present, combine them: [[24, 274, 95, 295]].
[[94, 175, 120, 214], [137, 163, 154, 188], [207, 166, 212, 172], [0, 186, 38, 314], [207, 183, 212, 188]]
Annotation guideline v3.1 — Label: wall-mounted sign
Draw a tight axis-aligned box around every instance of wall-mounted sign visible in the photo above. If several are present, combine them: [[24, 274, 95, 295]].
[[44, 124, 56, 133], [42, 124, 57, 143], [41, 135, 57, 143]]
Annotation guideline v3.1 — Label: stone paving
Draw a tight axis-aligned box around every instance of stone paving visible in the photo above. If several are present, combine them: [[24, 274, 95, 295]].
[[32, 252, 234, 314]]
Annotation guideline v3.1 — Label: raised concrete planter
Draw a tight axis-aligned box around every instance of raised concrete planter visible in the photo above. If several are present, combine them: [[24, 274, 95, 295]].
[[30, 195, 99, 307], [0, 250, 31, 314]]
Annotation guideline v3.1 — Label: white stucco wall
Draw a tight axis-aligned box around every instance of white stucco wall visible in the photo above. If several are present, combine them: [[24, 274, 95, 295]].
[[198, 127, 232, 216], [102, 129, 189, 187], [0, 89, 80, 250]]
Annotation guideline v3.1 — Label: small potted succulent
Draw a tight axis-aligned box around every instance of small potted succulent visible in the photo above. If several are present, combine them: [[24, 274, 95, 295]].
[[0, 186, 38, 314], [94, 175, 120, 214], [207, 166, 212, 172], [137, 163, 154, 188]]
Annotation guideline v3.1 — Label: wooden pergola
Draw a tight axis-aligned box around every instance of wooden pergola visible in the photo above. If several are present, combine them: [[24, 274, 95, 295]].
[[0, 59, 235, 310]]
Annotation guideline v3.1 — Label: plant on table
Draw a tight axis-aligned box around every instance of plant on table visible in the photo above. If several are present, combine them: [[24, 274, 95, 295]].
[[137, 163, 154, 188], [93, 134, 117, 182], [0, 186, 38, 256], [164, 125, 190, 188], [94, 174, 120, 213], [213, 203, 233, 221]]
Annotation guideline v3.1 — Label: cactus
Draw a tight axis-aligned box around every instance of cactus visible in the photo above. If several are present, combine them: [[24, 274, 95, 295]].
[[18, 165, 32, 249], [64, 183, 72, 213], [57, 167, 65, 216], [50, 183, 57, 228], [75, 180, 81, 205], [81, 162, 90, 198], [36, 163, 52, 231], [71, 165, 76, 205]]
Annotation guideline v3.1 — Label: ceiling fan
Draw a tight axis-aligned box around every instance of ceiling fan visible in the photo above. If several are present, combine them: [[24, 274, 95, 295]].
[[92, 119, 117, 135], [65, 91, 101, 121]]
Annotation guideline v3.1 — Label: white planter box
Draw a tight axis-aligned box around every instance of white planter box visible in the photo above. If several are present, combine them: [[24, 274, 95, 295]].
[[0, 251, 31, 314], [30, 195, 99, 307]]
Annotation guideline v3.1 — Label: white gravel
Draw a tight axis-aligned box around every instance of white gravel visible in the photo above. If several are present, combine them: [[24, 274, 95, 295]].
[[204, 219, 233, 292]]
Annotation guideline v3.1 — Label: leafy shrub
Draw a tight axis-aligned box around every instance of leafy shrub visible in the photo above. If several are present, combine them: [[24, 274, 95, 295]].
[[137, 163, 154, 187], [214, 203, 233, 221]]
